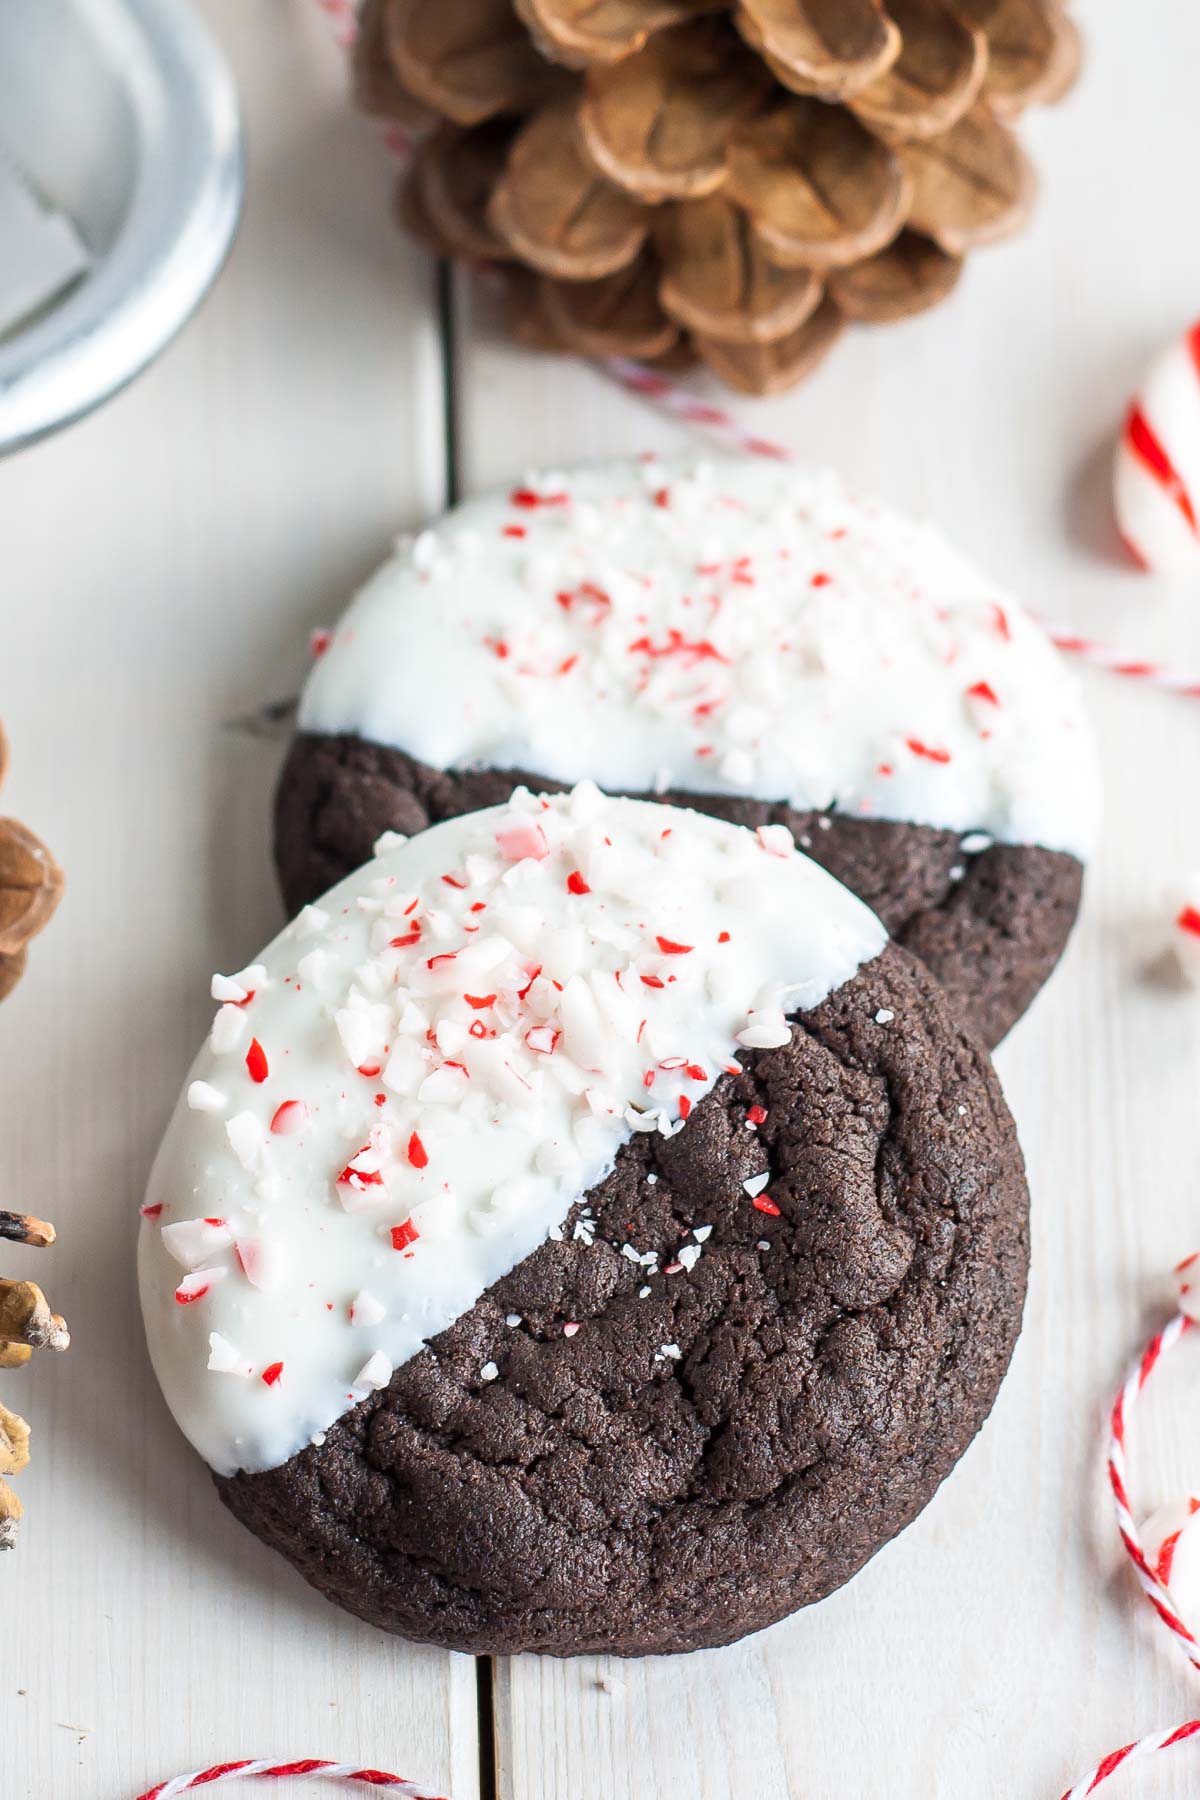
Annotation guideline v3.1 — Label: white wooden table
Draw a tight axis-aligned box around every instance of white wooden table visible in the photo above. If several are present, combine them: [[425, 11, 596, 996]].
[[5, 3, 1200, 1795]]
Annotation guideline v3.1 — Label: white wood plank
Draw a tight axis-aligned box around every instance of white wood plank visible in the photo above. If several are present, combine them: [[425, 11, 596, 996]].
[[454, 1, 1200, 1793], [2, 5, 477, 1797]]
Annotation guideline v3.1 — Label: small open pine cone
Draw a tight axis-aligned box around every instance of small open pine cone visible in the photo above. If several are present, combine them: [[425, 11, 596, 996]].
[[0, 723, 66, 1549], [0, 1219, 68, 1549], [0, 724, 63, 1003], [358, 0, 1079, 394]]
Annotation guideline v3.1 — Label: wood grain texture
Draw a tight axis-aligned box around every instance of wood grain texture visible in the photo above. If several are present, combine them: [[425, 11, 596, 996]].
[[0, 5, 474, 1798], [6, 2, 1200, 1798], [452, 1, 1200, 1793]]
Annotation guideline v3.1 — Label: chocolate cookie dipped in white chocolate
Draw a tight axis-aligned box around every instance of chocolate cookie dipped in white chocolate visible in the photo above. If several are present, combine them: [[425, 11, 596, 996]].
[[140, 789, 886, 1477], [298, 459, 1098, 858]]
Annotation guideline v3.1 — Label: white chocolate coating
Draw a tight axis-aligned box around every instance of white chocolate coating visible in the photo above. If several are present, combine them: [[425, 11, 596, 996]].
[[300, 459, 1098, 859], [140, 788, 886, 1477]]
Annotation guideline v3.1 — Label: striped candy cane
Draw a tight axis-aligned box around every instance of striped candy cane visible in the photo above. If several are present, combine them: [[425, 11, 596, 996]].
[[135, 1758, 447, 1800]]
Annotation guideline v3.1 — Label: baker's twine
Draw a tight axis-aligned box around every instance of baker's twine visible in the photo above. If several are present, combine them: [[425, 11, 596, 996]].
[[134, 1758, 447, 1800]]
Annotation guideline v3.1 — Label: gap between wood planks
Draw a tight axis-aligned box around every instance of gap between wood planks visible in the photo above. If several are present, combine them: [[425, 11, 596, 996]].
[[438, 257, 499, 1800]]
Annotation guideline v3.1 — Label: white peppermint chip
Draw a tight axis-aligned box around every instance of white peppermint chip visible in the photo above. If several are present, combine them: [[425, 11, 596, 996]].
[[505, 1313, 522, 1328], [207, 1332, 252, 1377], [480, 1361, 499, 1382], [960, 832, 992, 855], [742, 1172, 771, 1198], [756, 824, 795, 859], [657, 1343, 682, 1361], [353, 1351, 393, 1392], [349, 1288, 387, 1328], [226, 1111, 265, 1171], [692, 1224, 712, 1242], [874, 1008, 895, 1024], [419, 1063, 470, 1104], [373, 829, 409, 856], [162, 1218, 234, 1270], [211, 972, 248, 1003], [335, 1006, 384, 1071], [736, 1011, 792, 1050], [677, 1243, 702, 1272], [296, 904, 330, 938], [209, 1004, 247, 1055], [297, 949, 327, 987], [187, 1081, 227, 1113]]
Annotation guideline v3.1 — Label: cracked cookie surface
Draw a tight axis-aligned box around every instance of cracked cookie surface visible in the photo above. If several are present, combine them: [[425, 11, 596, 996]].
[[274, 732, 1083, 1047], [218, 939, 1029, 1657]]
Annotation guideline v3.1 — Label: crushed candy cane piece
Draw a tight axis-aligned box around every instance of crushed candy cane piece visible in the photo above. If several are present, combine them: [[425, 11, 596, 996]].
[[350, 1288, 387, 1328], [737, 1009, 791, 1050], [270, 1099, 308, 1135], [175, 1268, 227, 1306], [354, 1351, 392, 1391], [207, 1333, 253, 1377], [210, 1004, 247, 1055], [162, 1218, 233, 1270], [188, 1081, 227, 1113]]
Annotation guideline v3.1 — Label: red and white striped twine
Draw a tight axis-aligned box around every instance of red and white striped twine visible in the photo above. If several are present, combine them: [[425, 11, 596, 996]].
[[1107, 1308, 1200, 1671], [134, 1758, 447, 1800], [1059, 1722, 1200, 1800]]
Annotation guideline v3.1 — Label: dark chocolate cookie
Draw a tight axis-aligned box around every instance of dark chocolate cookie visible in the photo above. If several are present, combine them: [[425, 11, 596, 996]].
[[217, 940, 1028, 1657], [275, 731, 1082, 1050]]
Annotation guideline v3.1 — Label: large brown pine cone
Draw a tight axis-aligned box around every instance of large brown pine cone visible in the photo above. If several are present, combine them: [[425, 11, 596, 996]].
[[356, 0, 1079, 393]]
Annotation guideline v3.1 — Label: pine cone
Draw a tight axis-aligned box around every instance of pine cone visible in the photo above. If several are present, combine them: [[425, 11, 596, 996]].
[[358, 0, 1080, 394], [0, 724, 63, 1002], [0, 1228, 69, 1550]]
